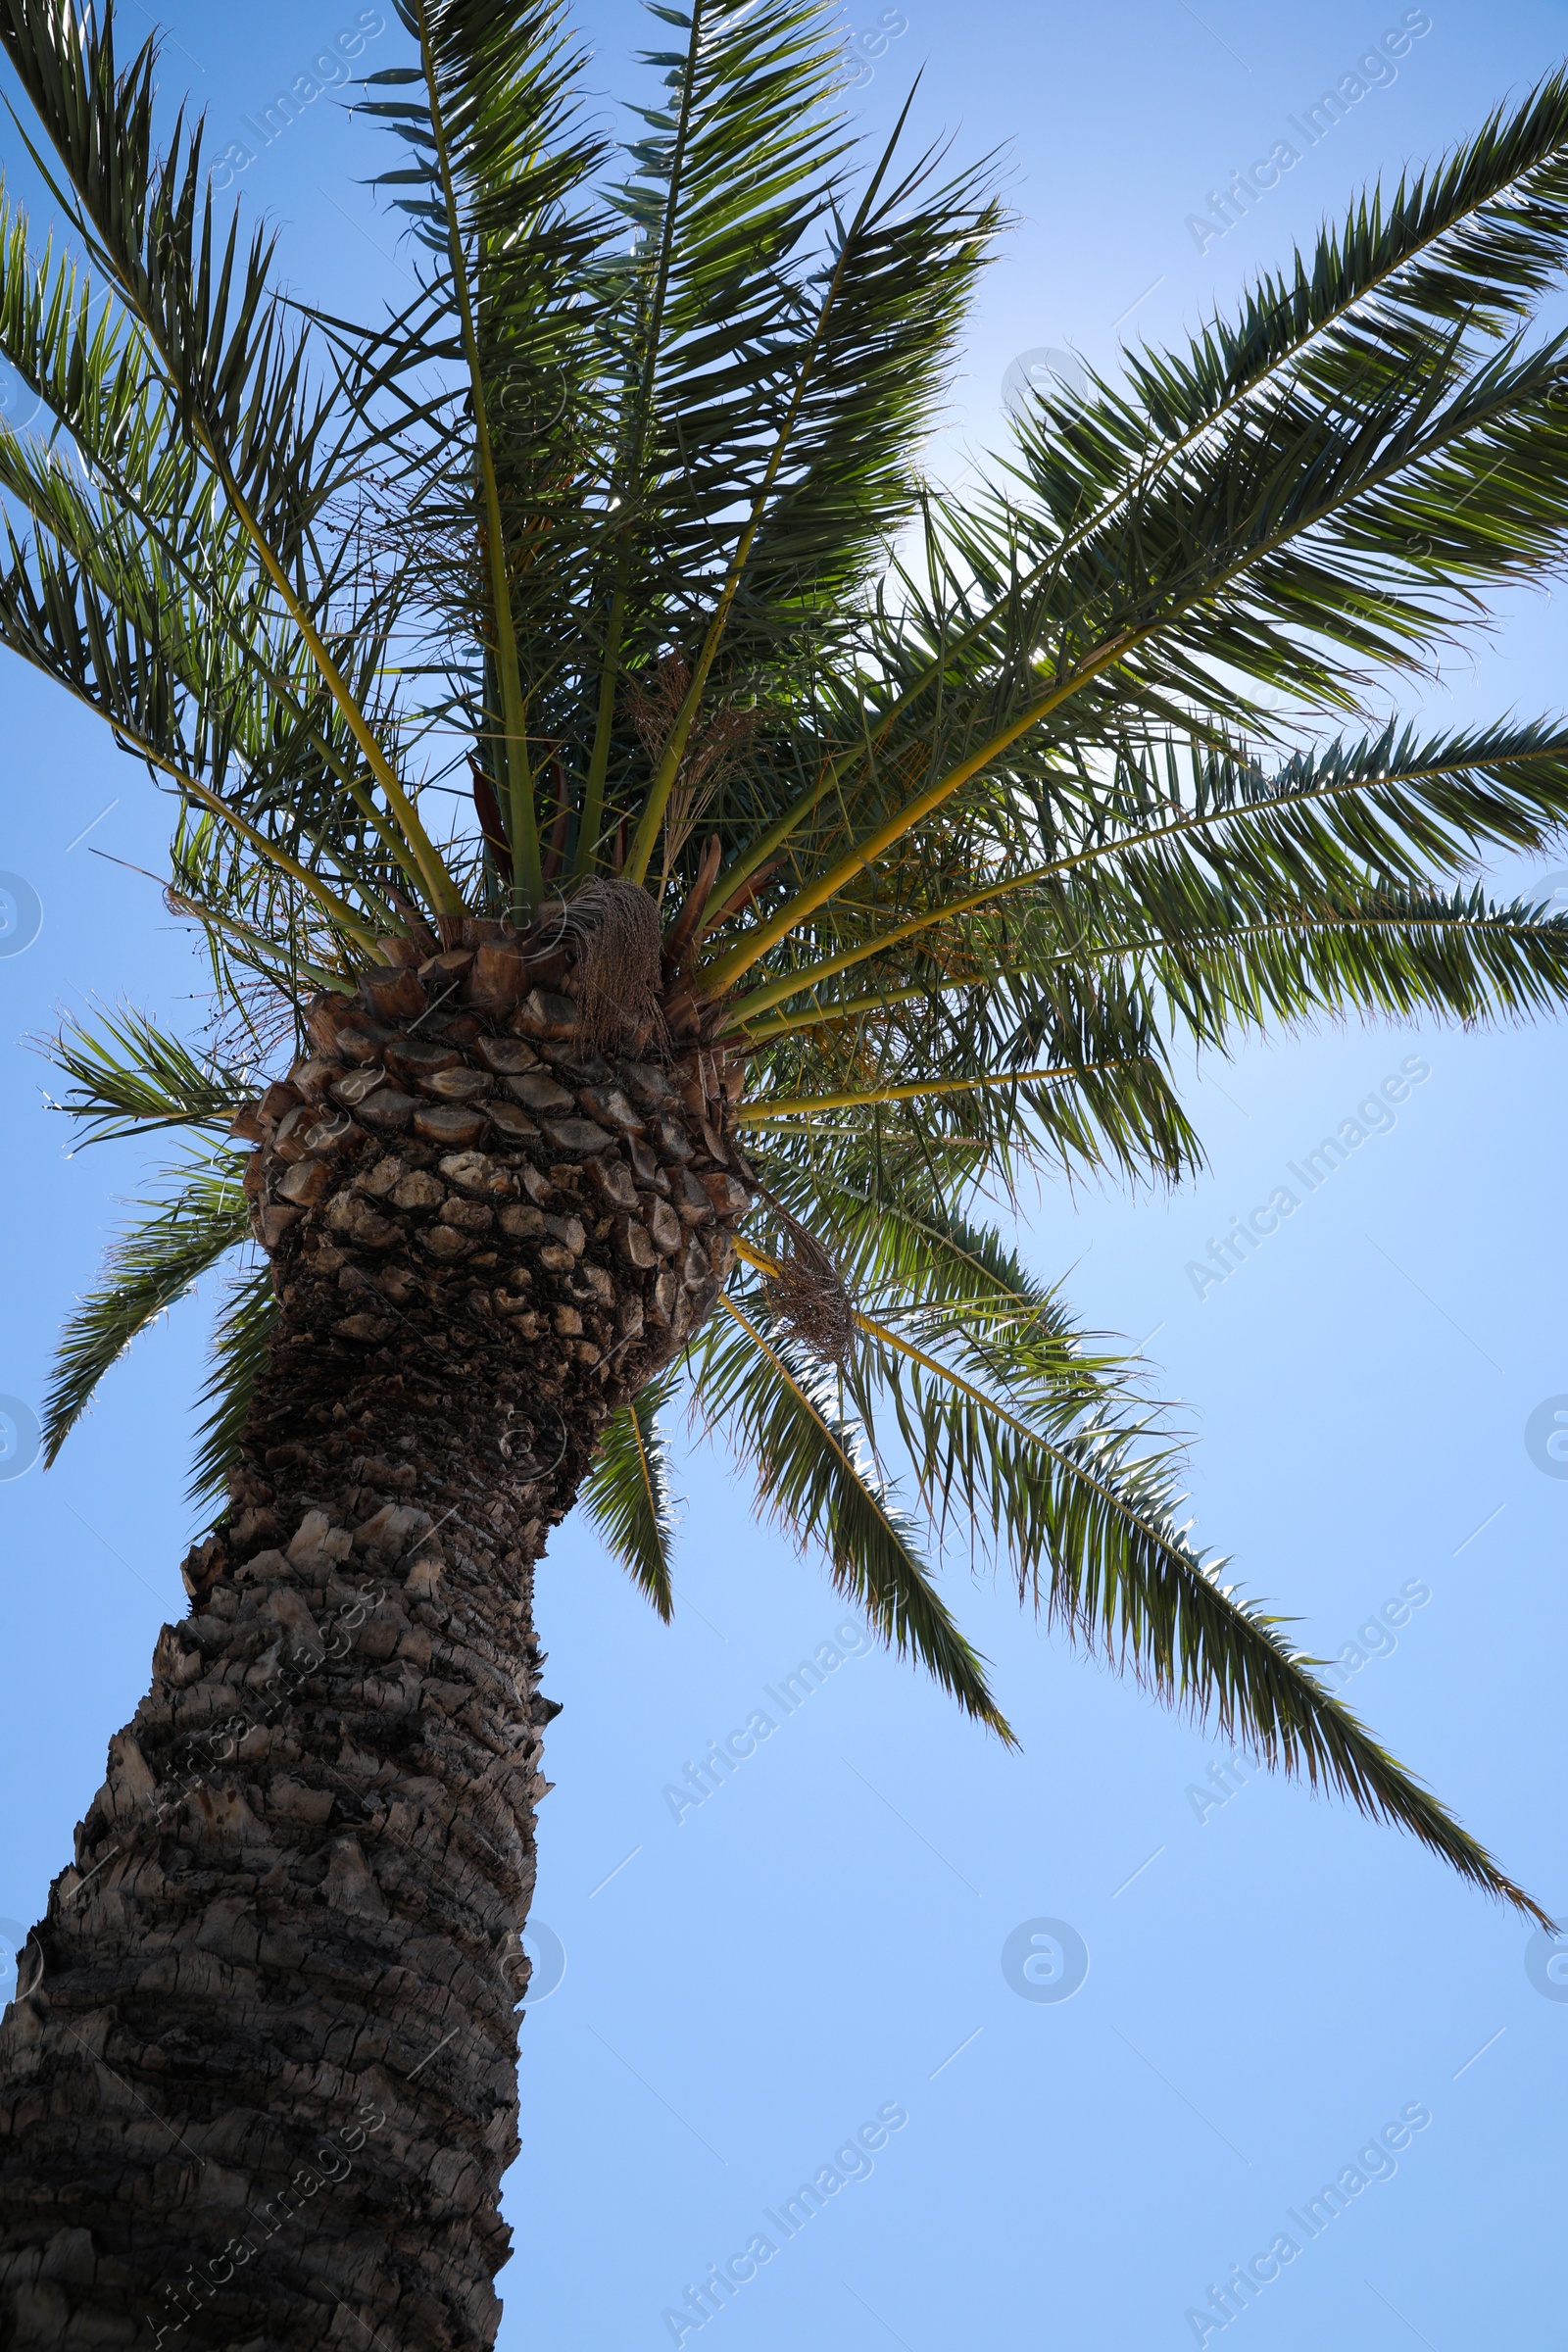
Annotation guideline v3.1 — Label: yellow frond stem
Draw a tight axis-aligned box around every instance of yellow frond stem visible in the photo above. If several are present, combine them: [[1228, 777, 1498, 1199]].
[[732, 1060, 1136, 1122], [696, 627, 1140, 992]]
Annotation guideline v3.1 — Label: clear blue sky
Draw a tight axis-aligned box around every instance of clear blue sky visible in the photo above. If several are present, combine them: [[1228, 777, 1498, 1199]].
[[1, 3, 1566, 2348]]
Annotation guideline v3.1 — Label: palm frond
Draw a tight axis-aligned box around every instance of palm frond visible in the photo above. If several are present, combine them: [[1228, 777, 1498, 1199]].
[[579, 1372, 679, 1616], [836, 1289, 1545, 1918], [1133, 877, 1568, 1047], [691, 1293, 1011, 1739], [42, 1006, 252, 1148], [189, 1262, 276, 1510], [41, 1153, 251, 1466]]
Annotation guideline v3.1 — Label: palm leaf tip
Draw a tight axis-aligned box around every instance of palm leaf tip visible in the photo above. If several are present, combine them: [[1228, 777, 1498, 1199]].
[[1239, 1641, 1556, 1930], [1052, 1530, 1550, 1924]]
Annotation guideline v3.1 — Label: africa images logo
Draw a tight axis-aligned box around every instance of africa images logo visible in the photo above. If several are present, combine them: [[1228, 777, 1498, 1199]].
[[1524, 1396, 1568, 1479], [1001, 1918, 1090, 2003], [1185, 1056, 1430, 1301]]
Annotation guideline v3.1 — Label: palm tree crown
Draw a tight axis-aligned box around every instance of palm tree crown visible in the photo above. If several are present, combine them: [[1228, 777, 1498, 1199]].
[[7, 0, 1568, 1918]]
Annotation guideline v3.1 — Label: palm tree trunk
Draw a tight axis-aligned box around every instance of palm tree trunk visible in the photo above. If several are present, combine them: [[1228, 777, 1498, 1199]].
[[0, 987, 752, 2350]]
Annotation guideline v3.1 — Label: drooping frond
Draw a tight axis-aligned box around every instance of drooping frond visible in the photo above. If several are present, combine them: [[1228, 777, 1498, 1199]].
[[827, 1247, 1543, 1916], [189, 1262, 276, 1511], [692, 1292, 1011, 1739], [579, 1372, 679, 1617], [41, 1154, 251, 1466]]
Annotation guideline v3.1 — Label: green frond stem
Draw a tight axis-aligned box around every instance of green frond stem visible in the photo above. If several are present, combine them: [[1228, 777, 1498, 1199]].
[[720, 859, 1059, 1023], [732, 883, 1568, 1040], [747, 1127, 988, 1148], [576, 0, 706, 881], [697, 625, 1141, 989], [24, 279, 446, 909], [724, 979, 926, 1046], [726, 968, 1018, 1048], [226, 668, 431, 917], [411, 0, 541, 913], [715, 1293, 1015, 1740], [732, 1059, 1143, 1122], [332, 765, 447, 917], [624, 87, 928, 888]]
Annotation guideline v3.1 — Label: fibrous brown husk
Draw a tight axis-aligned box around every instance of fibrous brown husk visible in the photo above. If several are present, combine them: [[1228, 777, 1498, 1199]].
[[559, 878, 663, 1053], [765, 1212, 856, 1366]]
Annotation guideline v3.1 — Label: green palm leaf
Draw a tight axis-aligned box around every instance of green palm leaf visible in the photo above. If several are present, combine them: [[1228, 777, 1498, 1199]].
[[580, 1373, 680, 1617], [189, 1263, 277, 1510], [43, 1007, 253, 1148], [41, 1153, 251, 1467], [692, 1293, 1011, 1739], [840, 1286, 1544, 1919]]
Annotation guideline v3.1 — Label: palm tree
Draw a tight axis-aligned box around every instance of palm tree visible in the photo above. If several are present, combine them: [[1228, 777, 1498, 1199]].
[[1, 0, 1567, 2337]]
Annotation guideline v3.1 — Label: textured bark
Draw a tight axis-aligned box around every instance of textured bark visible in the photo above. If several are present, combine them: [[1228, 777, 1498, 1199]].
[[0, 972, 753, 2350]]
